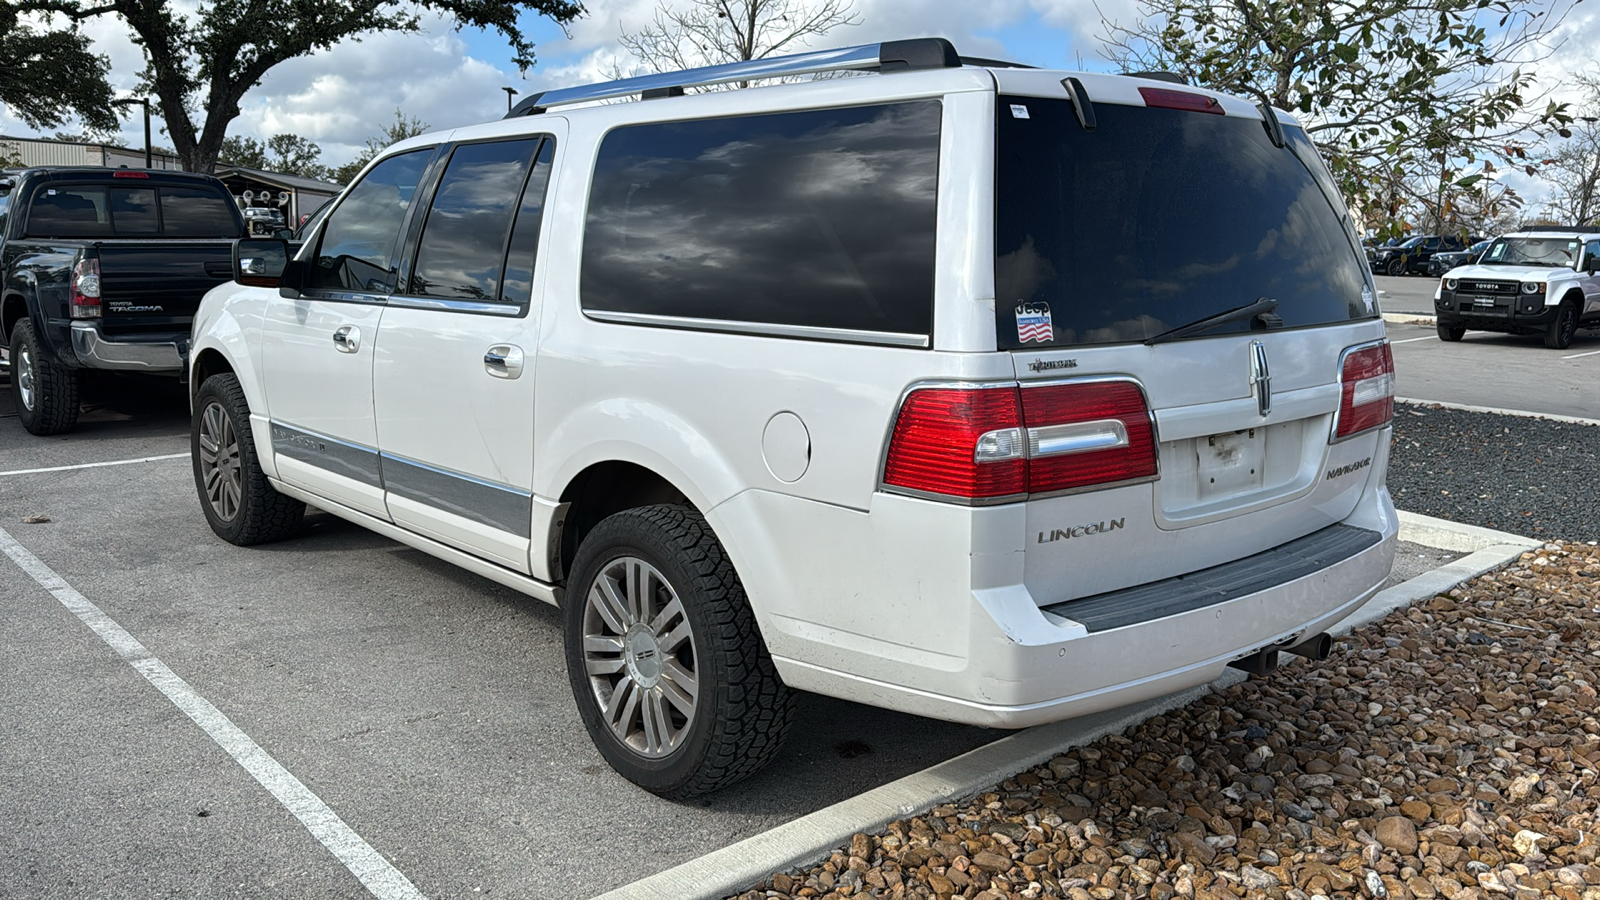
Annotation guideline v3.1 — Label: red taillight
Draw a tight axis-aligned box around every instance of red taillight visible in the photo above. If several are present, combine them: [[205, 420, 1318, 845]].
[[1138, 87, 1225, 115], [883, 387, 1026, 499], [883, 380, 1158, 502], [1333, 341, 1395, 441], [71, 257, 101, 319], [112, 170, 150, 178], [1021, 381, 1158, 494]]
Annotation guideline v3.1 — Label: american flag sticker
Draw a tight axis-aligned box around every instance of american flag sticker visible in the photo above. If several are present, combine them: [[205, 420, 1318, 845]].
[[1015, 302, 1054, 343]]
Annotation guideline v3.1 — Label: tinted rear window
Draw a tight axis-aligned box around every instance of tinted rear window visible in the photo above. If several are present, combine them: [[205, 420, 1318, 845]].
[[995, 97, 1371, 349], [581, 100, 941, 340], [160, 187, 243, 237], [24, 182, 240, 238]]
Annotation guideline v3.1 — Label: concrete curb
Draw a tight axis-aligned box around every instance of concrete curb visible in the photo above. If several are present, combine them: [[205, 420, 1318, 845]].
[[588, 513, 1539, 900], [1397, 397, 1600, 427]]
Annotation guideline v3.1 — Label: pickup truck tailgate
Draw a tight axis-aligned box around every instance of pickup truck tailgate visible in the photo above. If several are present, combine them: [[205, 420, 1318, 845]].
[[96, 240, 236, 336]]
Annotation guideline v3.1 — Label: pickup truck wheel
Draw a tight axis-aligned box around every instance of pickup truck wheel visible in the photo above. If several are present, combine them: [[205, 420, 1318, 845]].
[[10, 318, 80, 435], [564, 504, 795, 798], [1437, 323, 1466, 342], [1545, 300, 1579, 350], [1386, 258, 1406, 276], [192, 373, 304, 545]]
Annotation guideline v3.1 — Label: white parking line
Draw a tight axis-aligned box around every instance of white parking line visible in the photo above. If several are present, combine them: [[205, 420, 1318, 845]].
[[1561, 349, 1600, 360], [0, 452, 189, 478], [0, 525, 427, 900], [1389, 336, 1436, 345]]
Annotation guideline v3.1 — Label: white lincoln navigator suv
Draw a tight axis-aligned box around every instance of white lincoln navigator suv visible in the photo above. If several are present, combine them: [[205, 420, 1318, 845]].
[[189, 39, 1399, 797]]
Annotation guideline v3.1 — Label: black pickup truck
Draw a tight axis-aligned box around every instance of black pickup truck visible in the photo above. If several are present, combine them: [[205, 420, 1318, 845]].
[[0, 167, 246, 434]]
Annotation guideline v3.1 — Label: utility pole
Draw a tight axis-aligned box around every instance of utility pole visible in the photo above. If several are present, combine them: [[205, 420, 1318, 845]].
[[502, 86, 518, 114], [113, 97, 153, 167]]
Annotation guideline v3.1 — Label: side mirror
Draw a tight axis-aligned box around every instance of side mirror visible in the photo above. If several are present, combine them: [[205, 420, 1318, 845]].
[[233, 238, 288, 288], [1587, 256, 1600, 275]]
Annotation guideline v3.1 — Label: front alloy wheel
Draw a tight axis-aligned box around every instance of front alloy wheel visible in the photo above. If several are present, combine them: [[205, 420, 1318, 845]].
[[581, 556, 701, 758], [197, 399, 244, 523], [1386, 258, 1406, 276]]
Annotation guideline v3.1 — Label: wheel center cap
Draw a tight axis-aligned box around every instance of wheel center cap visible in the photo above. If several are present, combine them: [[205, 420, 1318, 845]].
[[623, 625, 662, 687]]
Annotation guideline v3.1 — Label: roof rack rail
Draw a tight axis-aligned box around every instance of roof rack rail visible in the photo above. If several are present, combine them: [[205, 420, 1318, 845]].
[[506, 37, 961, 118], [1126, 71, 1188, 85]]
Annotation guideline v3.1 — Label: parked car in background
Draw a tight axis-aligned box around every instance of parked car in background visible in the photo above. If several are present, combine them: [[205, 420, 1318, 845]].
[[189, 40, 1399, 797], [1, 167, 246, 434], [1434, 228, 1600, 348], [241, 205, 286, 236], [1427, 239, 1492, 276], [1371, 234, 1470, 276]]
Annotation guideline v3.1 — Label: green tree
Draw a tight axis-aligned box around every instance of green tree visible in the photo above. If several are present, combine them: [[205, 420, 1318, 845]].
[[219, 135, 268, 169], [1099, 0, 1573, 231], [220, 133, 328, 179], [22, 0, 583, 173], [0, 4, 117, 131], [329, 109, 429, 184]]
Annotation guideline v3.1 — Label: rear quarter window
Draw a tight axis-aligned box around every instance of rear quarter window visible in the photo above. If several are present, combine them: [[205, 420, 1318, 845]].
[[995, 97, 1371, 349], [581, 100, 941, 341]]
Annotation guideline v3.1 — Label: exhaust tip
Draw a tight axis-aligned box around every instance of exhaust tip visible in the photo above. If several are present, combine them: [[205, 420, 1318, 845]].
[[1284, 632, 1333, 661]]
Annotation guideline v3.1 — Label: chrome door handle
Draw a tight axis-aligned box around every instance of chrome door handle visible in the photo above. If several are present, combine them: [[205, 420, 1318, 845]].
[[484, 344, 524, 379], [332, 326, 360, 353]]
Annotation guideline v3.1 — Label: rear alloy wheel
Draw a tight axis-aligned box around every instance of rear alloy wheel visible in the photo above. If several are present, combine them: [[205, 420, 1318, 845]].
[[192, 373, 305, 545], [10, 318, 80, 435], [1544, 300, 1579, 350], [1437, 323, 1466, 342], [564, 504, 794, 798], [1386, 258, 1406, 276]]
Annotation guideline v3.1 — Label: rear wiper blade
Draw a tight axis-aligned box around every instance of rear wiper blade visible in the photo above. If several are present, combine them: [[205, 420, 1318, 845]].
[[1144, 297, 1280, 346]]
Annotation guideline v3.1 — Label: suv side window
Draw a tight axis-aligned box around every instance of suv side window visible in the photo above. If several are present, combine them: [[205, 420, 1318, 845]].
[[409, 137, 552, 305], [499, 139, 556, 307], [310, 149, 432, 294], [1585, 240, 1600, 270], [581, 100, 941, 341]]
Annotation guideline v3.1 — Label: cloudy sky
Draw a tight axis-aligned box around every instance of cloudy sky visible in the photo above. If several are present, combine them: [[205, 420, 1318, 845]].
[[5, 0, 1596, 192]]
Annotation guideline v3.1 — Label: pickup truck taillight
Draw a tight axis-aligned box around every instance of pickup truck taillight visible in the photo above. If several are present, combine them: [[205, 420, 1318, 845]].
[[1332, 340, 1394, 441], [71, 257, 102, 319], [882, 380, 1158, 502]]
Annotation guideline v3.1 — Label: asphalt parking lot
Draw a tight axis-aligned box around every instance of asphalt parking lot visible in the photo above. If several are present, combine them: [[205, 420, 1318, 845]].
[[0, 374, 1006, 899], [1375, 271, 1600, 420]]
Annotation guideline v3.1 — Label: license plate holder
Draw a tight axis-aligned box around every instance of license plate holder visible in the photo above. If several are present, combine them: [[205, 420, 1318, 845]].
[[1196, 428, 1265, 498]]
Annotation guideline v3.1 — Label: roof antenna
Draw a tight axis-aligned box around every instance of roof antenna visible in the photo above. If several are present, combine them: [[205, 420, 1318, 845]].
[[1060, 77, 1096, 132]]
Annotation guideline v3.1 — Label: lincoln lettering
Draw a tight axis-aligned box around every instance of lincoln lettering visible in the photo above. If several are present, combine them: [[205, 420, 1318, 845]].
[[1037, 519, 1125, 543]]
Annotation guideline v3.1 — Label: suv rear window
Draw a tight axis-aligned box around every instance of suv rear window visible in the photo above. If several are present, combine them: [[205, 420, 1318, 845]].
[[581, 100, 940, 341], [995, 97, 1371, 349]]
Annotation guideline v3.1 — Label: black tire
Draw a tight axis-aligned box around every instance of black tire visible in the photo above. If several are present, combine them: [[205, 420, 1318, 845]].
[[1437, 323, 1466, 342], [1545, 300, 1579, 350], [191, 373, 304, 545], [10, 318, 80, 435], [563, 504, 794, 799], [1386, 258, 1406, 277]]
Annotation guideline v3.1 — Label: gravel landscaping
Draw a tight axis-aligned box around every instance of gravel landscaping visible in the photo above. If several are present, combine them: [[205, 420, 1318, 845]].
[[1389, 403, 1600, 542], [729, 539, 1600, 900]]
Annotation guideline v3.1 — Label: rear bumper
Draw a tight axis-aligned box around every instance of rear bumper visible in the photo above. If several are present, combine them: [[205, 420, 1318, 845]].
[[70, 321, 187, 372], [714, 464, 1399, 729]]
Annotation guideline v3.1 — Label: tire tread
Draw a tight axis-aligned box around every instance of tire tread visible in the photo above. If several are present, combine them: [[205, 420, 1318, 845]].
[[11, 319, 80, 435]]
